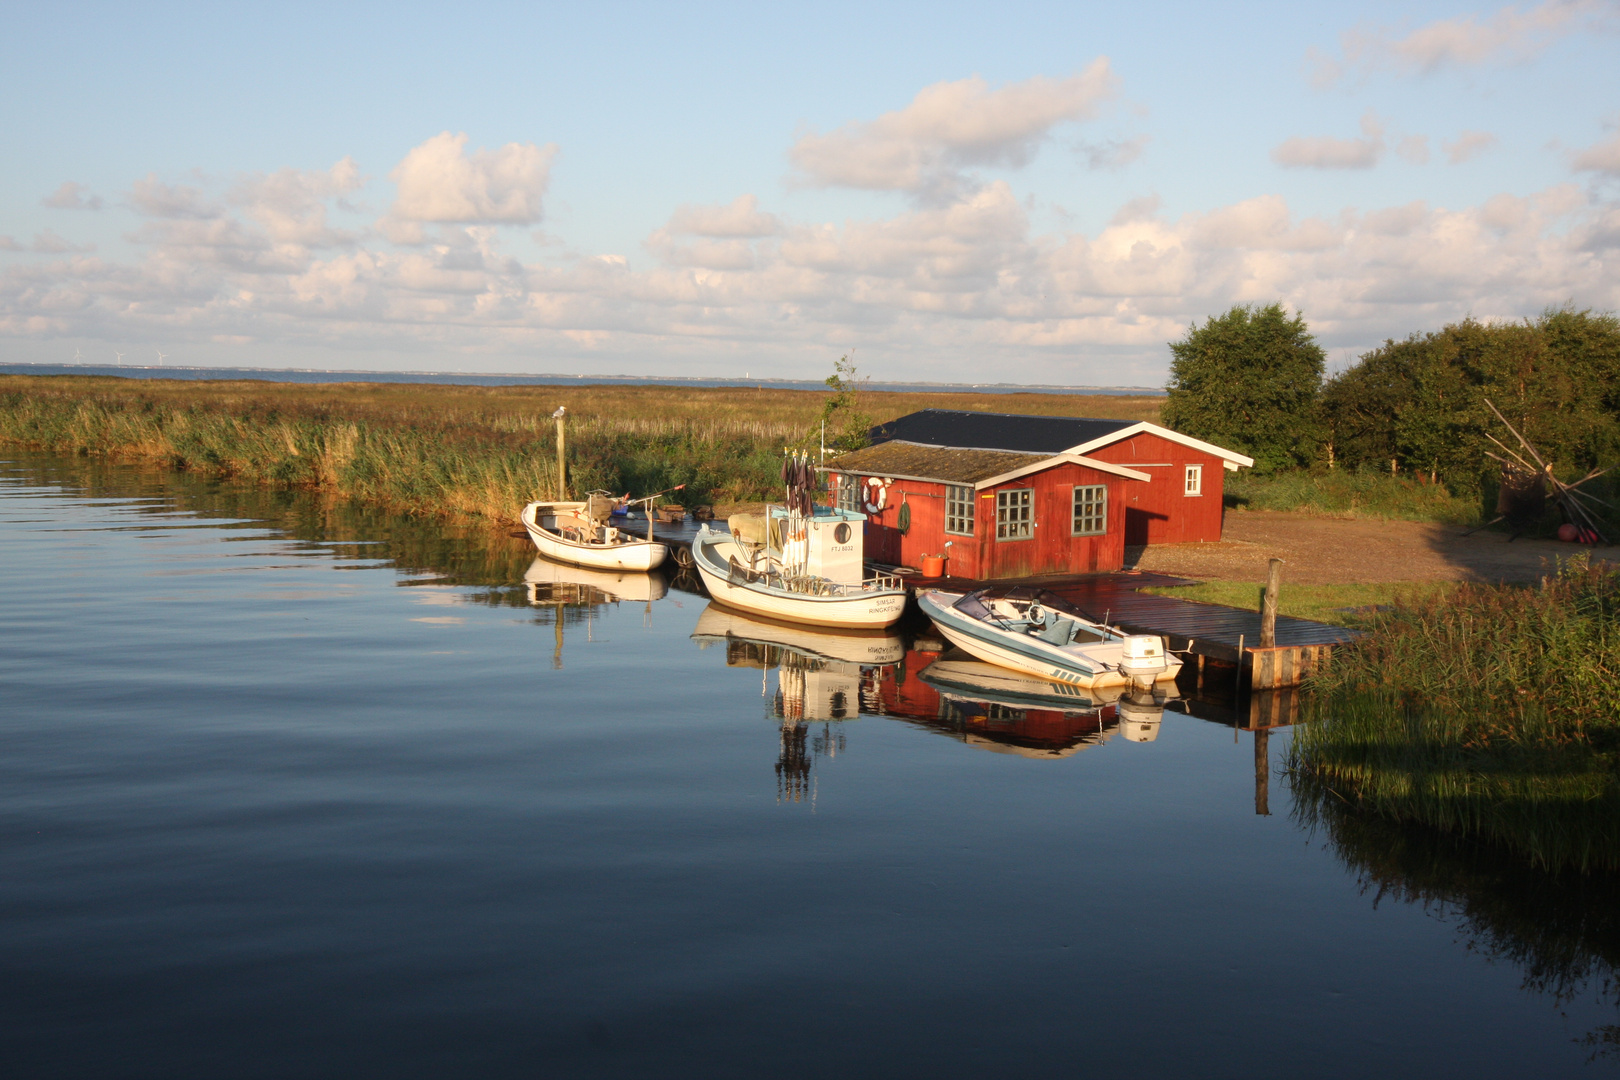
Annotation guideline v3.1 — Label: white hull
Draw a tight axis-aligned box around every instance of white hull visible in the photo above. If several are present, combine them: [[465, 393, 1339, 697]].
[[692, 532, 906, 629], [919, 590, 1182, 691], [521, 501, 668, 571]]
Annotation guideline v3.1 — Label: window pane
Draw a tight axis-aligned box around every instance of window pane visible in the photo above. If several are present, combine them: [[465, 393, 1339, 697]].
[[1072, 484, 1106, 536], [1184, 465, 1202, 496], [996, 488, 1033, 540], [945, 484, 975, 535]]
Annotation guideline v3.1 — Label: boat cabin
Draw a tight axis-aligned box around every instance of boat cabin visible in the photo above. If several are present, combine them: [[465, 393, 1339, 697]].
[[822, 441, 1149, 578], [863, 410, 1254, 545]]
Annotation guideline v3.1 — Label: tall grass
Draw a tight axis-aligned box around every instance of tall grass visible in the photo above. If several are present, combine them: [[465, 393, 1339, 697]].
[[1226, 468, 1484, 524], [0, 375, 1161, 525], [1288, 555, 1620, 873]]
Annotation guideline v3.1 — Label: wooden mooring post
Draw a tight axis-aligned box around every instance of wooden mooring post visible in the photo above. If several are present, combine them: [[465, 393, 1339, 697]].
[[552, 406, 568, 500]]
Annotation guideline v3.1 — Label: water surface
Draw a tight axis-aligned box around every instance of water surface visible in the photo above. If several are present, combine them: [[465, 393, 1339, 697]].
[[1, 453, 1613, 1078]]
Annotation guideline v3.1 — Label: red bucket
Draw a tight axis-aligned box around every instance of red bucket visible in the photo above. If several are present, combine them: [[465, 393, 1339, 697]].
[[920, 554, 946, 578]]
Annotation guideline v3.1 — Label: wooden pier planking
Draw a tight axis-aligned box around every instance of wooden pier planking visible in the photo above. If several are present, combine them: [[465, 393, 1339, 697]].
[[897, 569, 1361, 689]]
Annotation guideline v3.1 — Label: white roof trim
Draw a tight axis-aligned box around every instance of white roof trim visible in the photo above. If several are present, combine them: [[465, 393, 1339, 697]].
[[973, 454, 1150, 490], [1064, 422, 1254, 469]]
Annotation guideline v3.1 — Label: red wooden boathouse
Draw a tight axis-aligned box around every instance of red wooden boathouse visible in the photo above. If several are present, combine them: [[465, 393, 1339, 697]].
[[860, 410, 1253, 546], [823, 441, 1150, 578]]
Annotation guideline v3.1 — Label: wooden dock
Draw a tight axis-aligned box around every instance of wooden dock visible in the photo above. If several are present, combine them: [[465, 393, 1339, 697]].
[[898, 569, 1361, 689]]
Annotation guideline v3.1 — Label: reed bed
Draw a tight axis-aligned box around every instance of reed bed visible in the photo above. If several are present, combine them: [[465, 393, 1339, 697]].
[[0, 374, 1160, 525], [1288, 555, 1620, 874]]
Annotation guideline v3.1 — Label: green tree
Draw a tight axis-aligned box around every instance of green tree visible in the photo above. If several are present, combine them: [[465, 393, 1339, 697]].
[[814, 354, 873, 452], [1321, 309, 1620, 485], [1161, 303, 1326, 472]]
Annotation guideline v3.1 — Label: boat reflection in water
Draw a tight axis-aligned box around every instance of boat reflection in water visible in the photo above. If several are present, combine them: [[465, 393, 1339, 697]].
[[523, 556, 667, 667], [887, 647, 1179, 758], [692, 604, 903, 802]]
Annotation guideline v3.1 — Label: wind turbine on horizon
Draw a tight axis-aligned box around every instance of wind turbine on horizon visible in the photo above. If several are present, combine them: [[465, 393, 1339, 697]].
[[114, 350, 125, 364], [73, 347, 83, 362], [155, 348, 168, 366]]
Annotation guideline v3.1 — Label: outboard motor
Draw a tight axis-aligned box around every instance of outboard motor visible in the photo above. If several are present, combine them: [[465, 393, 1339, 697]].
[[1119, 635, 1169, 689]]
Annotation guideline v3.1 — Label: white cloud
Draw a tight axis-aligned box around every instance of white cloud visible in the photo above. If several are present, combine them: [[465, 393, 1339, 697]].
[[789, 65, 1116, 198], [1314, 0, 1606, 83], [43, 182, 103, 210], [4, 139, 1618, 382], [385, 132, 557, 234], [0, 230, 93, 254], [129, 175, 219, 219], [1272, 111, 1385, 169], [1444, 130, 1499, 164], [665, 194, 780, 237], [229, 158, 364, 247], [1573, 131, 1620, 175]]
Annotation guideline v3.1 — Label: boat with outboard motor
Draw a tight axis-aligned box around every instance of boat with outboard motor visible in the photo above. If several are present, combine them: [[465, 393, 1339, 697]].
[[917, 587, 1181, 691], [520, 492, 668, 571]]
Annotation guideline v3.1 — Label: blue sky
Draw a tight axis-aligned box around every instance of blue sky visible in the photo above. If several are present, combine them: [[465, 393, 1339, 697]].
[[3, 0, 1617, 383]]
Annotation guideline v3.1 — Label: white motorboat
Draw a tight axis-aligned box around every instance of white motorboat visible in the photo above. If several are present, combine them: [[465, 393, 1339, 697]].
[[520, 496, 668, 572], [917, 587, 1181, 691]]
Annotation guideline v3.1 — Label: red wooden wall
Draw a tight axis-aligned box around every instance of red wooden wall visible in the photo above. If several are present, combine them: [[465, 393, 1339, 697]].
[[1082, 432, 1226, 544], [839, 461, 1134, 578]]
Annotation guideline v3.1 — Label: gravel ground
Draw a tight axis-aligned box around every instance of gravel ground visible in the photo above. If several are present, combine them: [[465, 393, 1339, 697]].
[[1125, 511, 1612, 586]]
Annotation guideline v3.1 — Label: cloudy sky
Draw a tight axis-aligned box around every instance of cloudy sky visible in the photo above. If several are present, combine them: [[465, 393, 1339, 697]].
[[3, 0, 1618, 383]]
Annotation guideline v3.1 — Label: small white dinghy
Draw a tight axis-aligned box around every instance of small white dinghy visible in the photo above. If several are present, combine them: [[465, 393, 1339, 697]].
[[520, 495, 668, 572], [917, 588, 1181, 691]]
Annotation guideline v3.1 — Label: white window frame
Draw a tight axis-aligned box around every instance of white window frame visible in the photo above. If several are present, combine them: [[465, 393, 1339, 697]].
[[836, 473, 861, 512], [995, 488, 1034, 541], [1184, 464, 1203, 496], [1072, 484, 1107, 536], [945, 484, 975, 536]]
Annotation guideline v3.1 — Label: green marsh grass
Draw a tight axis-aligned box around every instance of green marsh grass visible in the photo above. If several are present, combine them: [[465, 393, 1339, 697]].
[[1142, 580, 1454, 627], [0, 375, 1161, 525], [1289, 556, 1620, 874], [1225, 468, 1484, 524]]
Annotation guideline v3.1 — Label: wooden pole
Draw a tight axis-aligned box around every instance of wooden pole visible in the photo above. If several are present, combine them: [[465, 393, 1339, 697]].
[[1260, 558, 1283, 649], [554, 408, 568, 500]]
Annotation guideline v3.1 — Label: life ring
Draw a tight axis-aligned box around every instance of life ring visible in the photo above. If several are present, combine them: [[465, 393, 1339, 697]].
[[862, 476, 888, 515]]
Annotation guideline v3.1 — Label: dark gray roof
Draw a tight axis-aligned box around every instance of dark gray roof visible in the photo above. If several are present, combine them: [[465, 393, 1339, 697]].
[[824, 442, 1048, 485], [869, 410, 1136, 454]]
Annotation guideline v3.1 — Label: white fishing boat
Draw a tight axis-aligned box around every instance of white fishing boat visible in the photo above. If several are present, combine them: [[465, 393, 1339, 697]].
[[917, 587, 1181, 691], [690, 450, 907, 629], [520, 494, 668, 572]]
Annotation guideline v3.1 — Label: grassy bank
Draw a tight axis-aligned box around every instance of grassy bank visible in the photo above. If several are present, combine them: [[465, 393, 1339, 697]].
[[1143, 580, 1453, 627], [0, 374, 1160, 525], [1288, 556, 1620, 874], [1225, 468, 1483, 524]]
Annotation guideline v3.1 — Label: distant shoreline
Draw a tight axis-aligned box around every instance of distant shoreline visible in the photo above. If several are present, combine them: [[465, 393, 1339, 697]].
[[0, 361, 1166, 397]]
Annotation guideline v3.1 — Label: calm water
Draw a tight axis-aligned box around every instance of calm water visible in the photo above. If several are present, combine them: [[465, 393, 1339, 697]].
[[1, 453, 1614, 1078]]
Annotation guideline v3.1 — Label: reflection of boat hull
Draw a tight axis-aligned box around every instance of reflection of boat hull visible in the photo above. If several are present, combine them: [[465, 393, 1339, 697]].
[[691, 603, 903, 665], [691, 530, 906, 629], [523, 557, 666, 603], [522, 501, 668, 571], [919, 655, 1120, 711], [918, 590, 1181, 690]]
